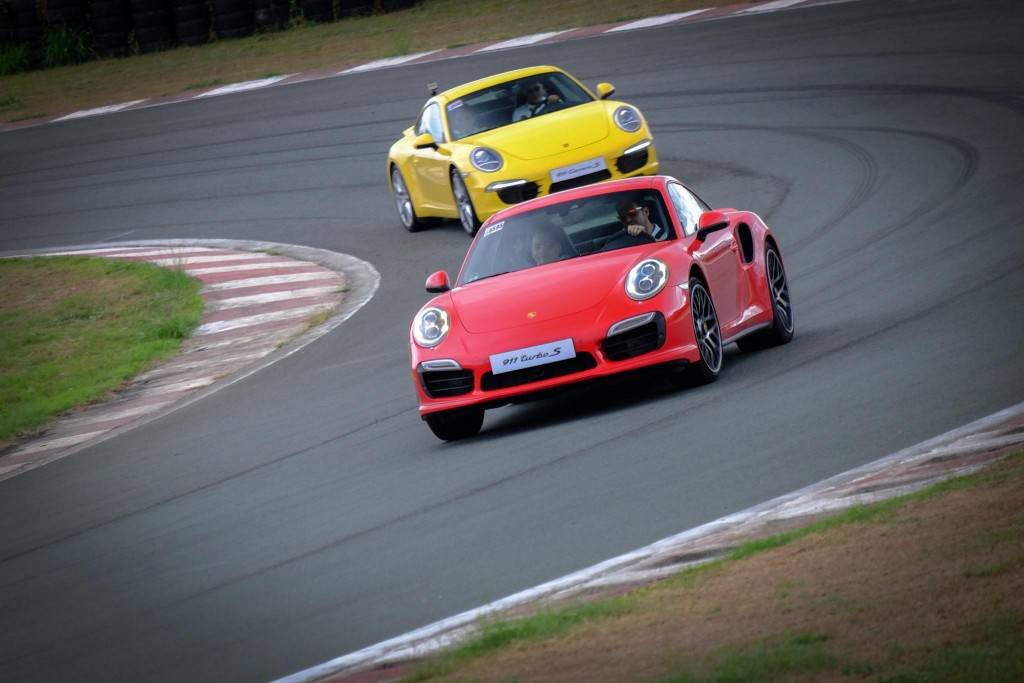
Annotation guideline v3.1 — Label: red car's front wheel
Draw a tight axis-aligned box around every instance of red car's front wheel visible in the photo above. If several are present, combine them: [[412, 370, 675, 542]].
[[425, 406, 484, 441]]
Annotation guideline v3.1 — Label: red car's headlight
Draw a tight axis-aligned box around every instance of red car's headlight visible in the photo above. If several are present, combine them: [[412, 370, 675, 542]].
[[413, 306, 451, 348], [625, 259, 668, 301]]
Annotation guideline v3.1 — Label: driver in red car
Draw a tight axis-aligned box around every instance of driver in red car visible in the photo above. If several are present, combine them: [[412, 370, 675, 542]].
[[618, 200, 668, 240]]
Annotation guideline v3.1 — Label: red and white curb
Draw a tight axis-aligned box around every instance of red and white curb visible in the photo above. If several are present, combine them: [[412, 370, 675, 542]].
[[0, 240, 379, 482], [276, 401, 1024, 683], [1, 0, 860, 133]]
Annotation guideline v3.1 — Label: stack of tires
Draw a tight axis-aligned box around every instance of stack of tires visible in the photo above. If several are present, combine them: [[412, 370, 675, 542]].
[[253, 0, 287, 31], [90, 0, 132, 56], [44, 0, 87, 27], [129, 0, 174, 52], [299, 0, 331, 23], [0, 1, 14, 44], [337, 0, 372, 18], [171, 0, 209, 45], [212, 0, 252, 39]]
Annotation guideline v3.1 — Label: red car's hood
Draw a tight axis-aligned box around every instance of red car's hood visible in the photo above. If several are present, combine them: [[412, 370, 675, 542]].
[[478, 102, 610, 161], [452, 246, 660, 334]]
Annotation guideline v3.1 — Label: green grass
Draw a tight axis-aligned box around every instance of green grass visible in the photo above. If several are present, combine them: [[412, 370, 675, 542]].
[[660, 632, 836, 683], [0, 0, 721, 122], [0, 256, 203, 441], [877, 613, 1024, 683], [0, 42, 30, 76], [404, 598, 633, 681], [403, 453, 1024, 681], [0, 94, 22, 110]]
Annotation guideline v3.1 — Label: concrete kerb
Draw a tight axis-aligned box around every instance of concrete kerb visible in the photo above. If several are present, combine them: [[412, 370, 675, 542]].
[[275, 400, 1024, 683], [0, 239, 380, 475]]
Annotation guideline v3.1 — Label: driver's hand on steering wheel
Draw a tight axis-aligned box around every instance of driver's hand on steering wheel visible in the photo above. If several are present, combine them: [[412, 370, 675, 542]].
[[626, 223, 649, 237]]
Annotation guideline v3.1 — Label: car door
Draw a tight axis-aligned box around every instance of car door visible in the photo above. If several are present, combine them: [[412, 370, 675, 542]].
[[410, 102, 454, 210], [668, 182, 742, 329]]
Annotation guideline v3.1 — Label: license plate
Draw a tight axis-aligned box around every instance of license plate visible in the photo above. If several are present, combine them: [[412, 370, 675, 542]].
[[550, 157, 607, 184], [490, 338, 575, 375]]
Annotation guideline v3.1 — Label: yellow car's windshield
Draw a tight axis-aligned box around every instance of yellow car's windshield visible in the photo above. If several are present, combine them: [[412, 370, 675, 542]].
[[445, 73, 593, 141]]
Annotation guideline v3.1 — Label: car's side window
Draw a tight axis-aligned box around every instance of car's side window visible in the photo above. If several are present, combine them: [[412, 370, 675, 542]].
[[416, 102, 446, 143], [668, 182, 705, 237]]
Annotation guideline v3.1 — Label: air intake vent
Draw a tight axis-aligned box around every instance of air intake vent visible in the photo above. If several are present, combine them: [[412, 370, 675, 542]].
[[420, 369, 474, 398], [601, 313, 666, 360]]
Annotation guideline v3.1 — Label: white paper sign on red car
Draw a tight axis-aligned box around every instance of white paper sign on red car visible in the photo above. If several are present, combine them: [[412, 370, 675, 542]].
[[490, 338, 576, 375]]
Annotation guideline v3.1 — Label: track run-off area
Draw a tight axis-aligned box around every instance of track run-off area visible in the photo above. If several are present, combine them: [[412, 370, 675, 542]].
[[1, 0, 1023, 680]]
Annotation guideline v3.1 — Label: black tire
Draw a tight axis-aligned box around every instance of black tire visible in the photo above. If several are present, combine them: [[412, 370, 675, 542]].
[[91, 14, 129, 33], [131, 7, 169, 27], [174, 17, 209, 43], [213, 10, 252, 33], [129, 0, 166, 14], [737, 244, 794, 352], [212, 0, 247, 14], [171, 2, 208, 22], [450, 169, 481, 236], [671, 278, 723, 388], [391, 166, 429, 232], [425, 407, 484, 441], [91, 0, 128, 17], [298, 0, 330, 21]]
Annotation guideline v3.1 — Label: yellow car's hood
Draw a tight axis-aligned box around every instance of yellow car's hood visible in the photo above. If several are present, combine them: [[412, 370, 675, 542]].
[[470, 102, 610, 161]]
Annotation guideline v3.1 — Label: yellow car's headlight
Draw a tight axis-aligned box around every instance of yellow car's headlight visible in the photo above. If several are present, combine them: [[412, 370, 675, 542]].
[[614, 106, 642, 133], [470, 147, 503, 172]]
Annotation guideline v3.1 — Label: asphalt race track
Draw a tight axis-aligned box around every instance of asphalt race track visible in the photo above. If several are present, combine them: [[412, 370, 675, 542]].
[[1, 1, 1023, 680]]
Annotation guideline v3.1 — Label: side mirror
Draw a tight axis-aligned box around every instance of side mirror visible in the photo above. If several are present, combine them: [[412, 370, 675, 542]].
[[425, 270, 450, 293], [596, 82, 616, 99], [413, 132, 437, 150], [695, 210, 731, 242]]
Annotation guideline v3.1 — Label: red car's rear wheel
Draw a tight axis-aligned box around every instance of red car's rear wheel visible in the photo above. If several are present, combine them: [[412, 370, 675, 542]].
[[738, 244, 794, 351]]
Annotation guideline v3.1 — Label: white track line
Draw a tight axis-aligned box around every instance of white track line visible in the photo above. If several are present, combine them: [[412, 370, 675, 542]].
[[739, 0, 807, 13], [196, 75, 293, 98], [183, 261, 309, 276], [475, 30, 572, 52], [51, 246, 216, 256], [194, 303, 334, 335], [13, 431, 108, 456], [142, 254, 274, 266], [54, 100, 147, 122], [605, 10, 709, 32], [203, 272, 341, 291], [212, 286, 341, 309], [339, 50, 440, 74]]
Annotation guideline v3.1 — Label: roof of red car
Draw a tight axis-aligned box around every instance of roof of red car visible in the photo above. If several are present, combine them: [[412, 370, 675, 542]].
[[484, 175, 669, 225]]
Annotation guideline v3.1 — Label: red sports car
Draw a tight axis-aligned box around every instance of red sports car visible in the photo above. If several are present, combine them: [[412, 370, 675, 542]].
[[409, 175, 793, 440]]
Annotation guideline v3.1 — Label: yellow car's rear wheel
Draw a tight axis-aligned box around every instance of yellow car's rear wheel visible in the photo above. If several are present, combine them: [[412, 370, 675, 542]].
[[451, 170, 482, 236]]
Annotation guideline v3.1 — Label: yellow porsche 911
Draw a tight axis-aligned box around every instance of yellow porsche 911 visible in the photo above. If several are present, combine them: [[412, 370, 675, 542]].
[[387, 65, 659, 236]]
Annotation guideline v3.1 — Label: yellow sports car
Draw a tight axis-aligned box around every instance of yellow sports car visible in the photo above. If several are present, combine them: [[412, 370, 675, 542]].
[[387, 65, 659, 235]]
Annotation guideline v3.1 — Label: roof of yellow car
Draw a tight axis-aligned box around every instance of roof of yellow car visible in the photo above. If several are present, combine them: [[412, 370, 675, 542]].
[[438, 65, 563, 102]]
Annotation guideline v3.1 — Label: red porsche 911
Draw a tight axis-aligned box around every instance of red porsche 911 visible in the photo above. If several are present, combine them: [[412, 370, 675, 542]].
[[409, 175, 793, 440]]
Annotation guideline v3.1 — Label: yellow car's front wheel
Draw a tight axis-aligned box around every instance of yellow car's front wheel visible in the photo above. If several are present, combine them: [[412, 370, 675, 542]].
[[451, 170, 482, 236], [391, 166, 428, 233]]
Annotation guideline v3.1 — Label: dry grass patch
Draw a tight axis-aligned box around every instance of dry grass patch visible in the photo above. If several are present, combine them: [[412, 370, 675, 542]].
[[1, 0, 721, 122], [410, 454, 1024, 682]]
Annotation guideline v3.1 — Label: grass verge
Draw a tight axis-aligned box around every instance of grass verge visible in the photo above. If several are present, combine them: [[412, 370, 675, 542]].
[[0, 0, 720, 123], [0, 256, 203, 443], [404, 452, 1024, 682]]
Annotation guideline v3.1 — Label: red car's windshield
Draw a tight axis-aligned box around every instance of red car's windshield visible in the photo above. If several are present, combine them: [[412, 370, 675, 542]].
[[445, 72, 593, 141], [459, 190, 675, 286]]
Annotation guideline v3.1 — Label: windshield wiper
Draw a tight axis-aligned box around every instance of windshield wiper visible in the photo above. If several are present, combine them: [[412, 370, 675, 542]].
[[466, 270, 512, 284]]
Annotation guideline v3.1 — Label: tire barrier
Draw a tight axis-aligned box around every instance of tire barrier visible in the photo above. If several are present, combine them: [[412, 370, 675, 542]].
[[130, 0, 174, 53], [212, 0, 253, 39], [44, 0, 86, 28], [299, 0, 331, 23], [337, 0, 372, 18], [2, 0, 424, 69], [90, 0, 131, 55], [253, 0, 287, 30], [172, 0, 210, 45], [0, 1, 16, 43]]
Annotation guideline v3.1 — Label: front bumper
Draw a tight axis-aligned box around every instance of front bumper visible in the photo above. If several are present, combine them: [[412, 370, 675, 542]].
[[464, 138, 660, 221], [411, 283, 697, 417]]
